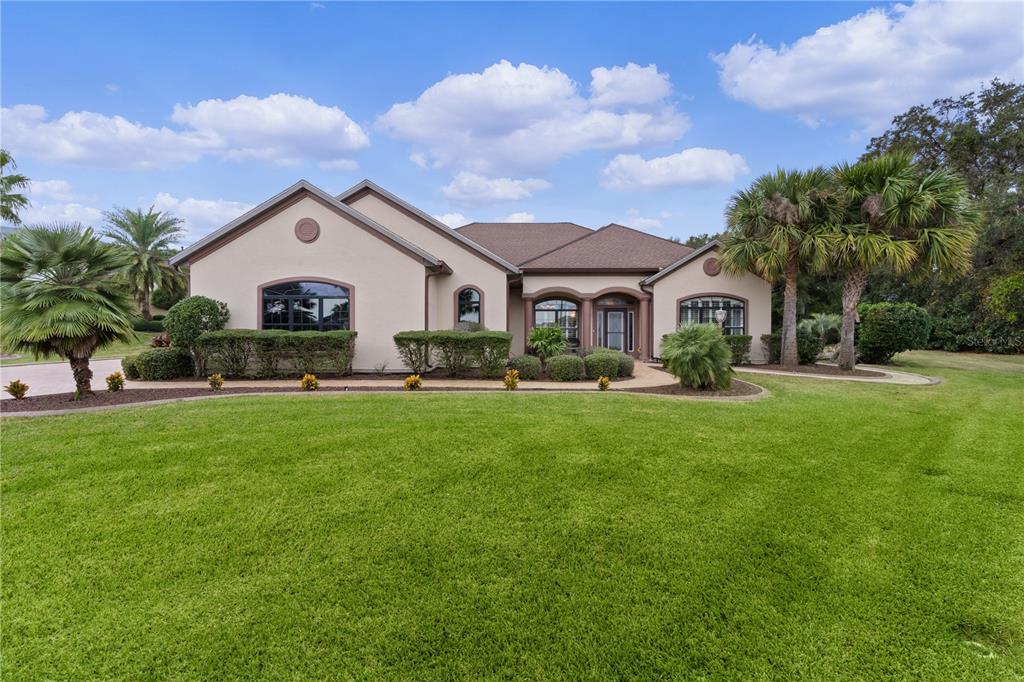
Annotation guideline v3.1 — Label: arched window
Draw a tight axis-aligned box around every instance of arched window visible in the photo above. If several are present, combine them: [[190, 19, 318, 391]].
[[534, 298, 579, 346], [679, 296, 745, 336], [457, 287, 482, 324], [262, 280, 350, 331]]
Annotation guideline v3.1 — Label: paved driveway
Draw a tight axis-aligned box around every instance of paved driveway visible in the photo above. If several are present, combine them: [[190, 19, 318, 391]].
[[0, 359, 127, 399]]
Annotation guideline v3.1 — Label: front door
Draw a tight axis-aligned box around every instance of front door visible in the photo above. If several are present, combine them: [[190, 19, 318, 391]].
[[602, 309, 627, 351]]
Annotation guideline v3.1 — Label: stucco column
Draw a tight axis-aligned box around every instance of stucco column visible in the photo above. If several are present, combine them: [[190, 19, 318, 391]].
[[634, 296, 651, 360], [523, 295, 535, 342], [580, 298, 593, 348]]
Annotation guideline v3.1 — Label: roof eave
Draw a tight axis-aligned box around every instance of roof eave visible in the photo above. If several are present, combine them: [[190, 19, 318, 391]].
[[641, 240, 722, 285]]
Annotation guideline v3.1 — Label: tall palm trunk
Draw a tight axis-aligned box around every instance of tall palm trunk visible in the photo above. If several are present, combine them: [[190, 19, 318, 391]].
[[69, 355, 93, 395], [838, 269, 869, 371], [780, 248, 800, 366], [139, 274, 153, 320]]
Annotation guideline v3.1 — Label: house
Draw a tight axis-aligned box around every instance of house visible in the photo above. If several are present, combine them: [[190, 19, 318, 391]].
[[170, 179, 771, 370]]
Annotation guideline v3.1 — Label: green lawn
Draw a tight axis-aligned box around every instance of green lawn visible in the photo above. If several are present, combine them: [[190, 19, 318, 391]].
[[2, 352, 1022, 679], [0, 332, 159, 366]]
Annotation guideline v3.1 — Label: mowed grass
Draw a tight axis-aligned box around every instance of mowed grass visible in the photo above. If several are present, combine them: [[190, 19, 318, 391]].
[[2, 352, 1022, 679]]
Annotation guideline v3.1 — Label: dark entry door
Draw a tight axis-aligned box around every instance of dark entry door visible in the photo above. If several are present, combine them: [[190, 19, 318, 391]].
[[603, 309, 627, 351]]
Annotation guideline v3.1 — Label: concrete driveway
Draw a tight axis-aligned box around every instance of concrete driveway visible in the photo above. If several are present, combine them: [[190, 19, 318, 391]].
[[0, 359, 127, 399]]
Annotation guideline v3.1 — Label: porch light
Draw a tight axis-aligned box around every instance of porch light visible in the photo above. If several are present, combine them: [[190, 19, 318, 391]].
[[714, 309, 728, 326]]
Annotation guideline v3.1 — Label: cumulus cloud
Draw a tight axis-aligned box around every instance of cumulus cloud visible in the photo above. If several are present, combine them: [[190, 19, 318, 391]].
[[435, 212, 473, 228], [152, 193, 254, 240], [378, 60, 688, 175], [2, 94, 369, 170], [28, 179, 76, 202], [441, 172, 551, 203], [499, 212, 536, 223], [712, 1, 1024, 130], [21, 202, 104, 227], [590, 63, 672, 108], [602, 147, 749, 190]]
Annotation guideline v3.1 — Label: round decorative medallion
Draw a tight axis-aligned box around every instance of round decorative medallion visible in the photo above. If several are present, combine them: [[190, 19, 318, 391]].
[[703, 257, 722, 276], [294, 218, 320, 243]]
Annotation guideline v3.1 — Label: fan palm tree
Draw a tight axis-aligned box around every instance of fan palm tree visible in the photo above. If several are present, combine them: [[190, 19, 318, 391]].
[[832, 155, 977, 370], [103, 206, 185, 320], [720, 168, 839, 366], [1, 149, 31, 225], [0, 224, 137, 395]]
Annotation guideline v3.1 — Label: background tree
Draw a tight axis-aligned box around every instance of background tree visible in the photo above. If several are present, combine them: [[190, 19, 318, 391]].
[[0, 224, 137, 395], [1, 149, 31, 225], [720, 168, 837, 366], [103, 206, 185, 320]]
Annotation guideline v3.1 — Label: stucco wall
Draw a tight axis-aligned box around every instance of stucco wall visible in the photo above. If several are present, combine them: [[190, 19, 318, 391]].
[[508, 288, 525, 355], [347, 193, 509, 331], [522, 274, 647, 297], [188, 196, 426, 371], [650, 248, 772, 363]]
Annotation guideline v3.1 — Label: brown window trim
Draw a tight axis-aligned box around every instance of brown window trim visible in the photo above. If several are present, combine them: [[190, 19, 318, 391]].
[[257, 277, 355, 331], [454, 285, 485, 327]]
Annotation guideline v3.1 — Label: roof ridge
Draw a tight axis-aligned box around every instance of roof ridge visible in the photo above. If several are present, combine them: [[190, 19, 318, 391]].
[[603, 222, 696, 251], [517, 224, 611, 266]]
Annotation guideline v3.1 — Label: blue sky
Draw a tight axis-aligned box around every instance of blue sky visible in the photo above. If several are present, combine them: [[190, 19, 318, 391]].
[[3, 1, 1021, 243]]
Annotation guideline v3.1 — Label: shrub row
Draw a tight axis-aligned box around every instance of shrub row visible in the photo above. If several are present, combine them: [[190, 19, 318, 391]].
[[722, 335, 752, 365], [132, 318, 164, 332], [122, 347, 194, 381], [507, 355, 542, 380], [193, 330, 358, 377], [547, 354, 585, 381], [393, 330, 513, 377], [761, 328, 824, 365]]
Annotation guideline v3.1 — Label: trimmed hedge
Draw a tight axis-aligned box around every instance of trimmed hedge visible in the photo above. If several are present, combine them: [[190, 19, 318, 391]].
[[195, 329, 357, 377], [723, 335, 752, 365], [591, 348, 634, 377], [547, 354, 585, 381], [128, 347, 194, 380], [857, 302, 932, 364], [584, 352, 620, 379], [393, 330, 512, 376], [132, 319, 164, 332], [761, 328, 824, 365], [507, 355, 542, 380]]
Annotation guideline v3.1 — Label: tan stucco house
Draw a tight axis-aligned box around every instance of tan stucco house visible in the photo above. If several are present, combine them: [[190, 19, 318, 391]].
[[170, 179, 772, 371]]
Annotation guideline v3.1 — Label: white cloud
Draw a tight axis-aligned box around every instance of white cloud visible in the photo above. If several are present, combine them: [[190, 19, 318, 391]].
[[21, 202, 104, 226], [499, 212, 536, 223], [712, 1, 1024, 130], [152, 193, 254, 240], [626, 216, 665, 232], [602, 147, 749, 190], [435, 212, 473, 228], [441, 172, 551, 203], [2, 93, 369, 170], [28, 179, 76, 202], [104, 83, 119, 93], [319, 159, 359, 172], [590, 63, 672, 108], [378, 60, 688, 174]]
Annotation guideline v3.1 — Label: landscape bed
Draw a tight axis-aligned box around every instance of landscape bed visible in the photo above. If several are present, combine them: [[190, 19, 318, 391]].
[[2, 352, 1021, 678]]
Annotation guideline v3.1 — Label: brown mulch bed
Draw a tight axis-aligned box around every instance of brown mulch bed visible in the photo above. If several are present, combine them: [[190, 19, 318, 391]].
[[624, 378, 763, 398], [739, 363, 885, 377]]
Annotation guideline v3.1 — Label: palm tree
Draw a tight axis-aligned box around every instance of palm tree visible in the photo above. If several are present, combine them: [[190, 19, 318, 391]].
[[0, 224, 137, 395], [103, 206, 185, 319], [720, 168, 838, 366], [1, 149, 31, 225], [832, 155, 977, 370]]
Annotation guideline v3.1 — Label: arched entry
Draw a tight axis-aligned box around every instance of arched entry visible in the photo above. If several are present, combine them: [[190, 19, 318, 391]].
[[593, 293, 638, 353]]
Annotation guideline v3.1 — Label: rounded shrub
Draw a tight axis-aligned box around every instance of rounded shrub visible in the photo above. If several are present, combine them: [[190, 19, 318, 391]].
[[547, 354, 585, 382], [661, 324, 733, 390], [164, 296, 229, 374], [507, 354, 542, 381], [151, 287, 185, 311], [584, 352, 619, 379], [857, 302, 932, 364], [594, 348, 634, 377], [133, 347, 194, 380], [121, 354, 140, 380]]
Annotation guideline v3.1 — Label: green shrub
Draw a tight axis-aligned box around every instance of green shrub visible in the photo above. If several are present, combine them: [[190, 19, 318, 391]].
[[132, 318, 164, 332], [194, 329, 356, 377], [611, 351, 635, 377], [133, 347, 194, 380], [799, 313, 841, 345], [760, 328, 824, 365], [584, 352, 620, 379], [661, 324, 733, 390], [430, 330, 472, 377], [722, 335, 752, 365], [195, 330, 254, 377], [547, 354, 585, 381], [465, 331, 512, 378], [987, 272, 1024, 324], [528, 326, 567, 365], [164, 296, 229, 375], [857, 302, 932, 364], [453, 321, 486, 332], [121, 355, 141, 380], [507, 354, 542, 380], [152, 314, 165, 322], [394, 331, 432, 374], [280, 331, 357, 375], [151, 287, 185, 311]]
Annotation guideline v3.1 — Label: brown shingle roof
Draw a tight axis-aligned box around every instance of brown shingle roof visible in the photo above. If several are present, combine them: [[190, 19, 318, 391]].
[[455, 222, 593, 266], [518, 223, 694, 271]]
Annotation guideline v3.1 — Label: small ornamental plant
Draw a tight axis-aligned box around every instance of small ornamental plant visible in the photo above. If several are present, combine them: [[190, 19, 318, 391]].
[[300, 373, 320, 391], [404, 374, 423, 391], [208, 373, 225, 391], [503, 368, 520, 391], [597, 375, 611, 391], [150, 333, 171, 348], [106, 371, 125, 392], [4, 379, 29, 400]]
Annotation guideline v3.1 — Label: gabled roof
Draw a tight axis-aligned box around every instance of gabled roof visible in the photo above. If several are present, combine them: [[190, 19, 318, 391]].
[[169, 180, 443, 268], [336, 179, 519, 274], [518, 223, 694, 272], [641, 240, 721, 285], [455, 222, 592, 266]]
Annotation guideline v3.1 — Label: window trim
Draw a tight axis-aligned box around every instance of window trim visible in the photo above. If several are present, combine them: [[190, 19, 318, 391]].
[[453, 285, 485, 326], [533, 296, 581, 346], [676, 293, 748, 335], [257, 277, 355, 331]]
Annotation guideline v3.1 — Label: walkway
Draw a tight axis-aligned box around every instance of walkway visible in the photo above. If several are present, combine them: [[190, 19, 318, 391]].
[[0, 359, 126, 399], [734, 364, 938, 385]]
